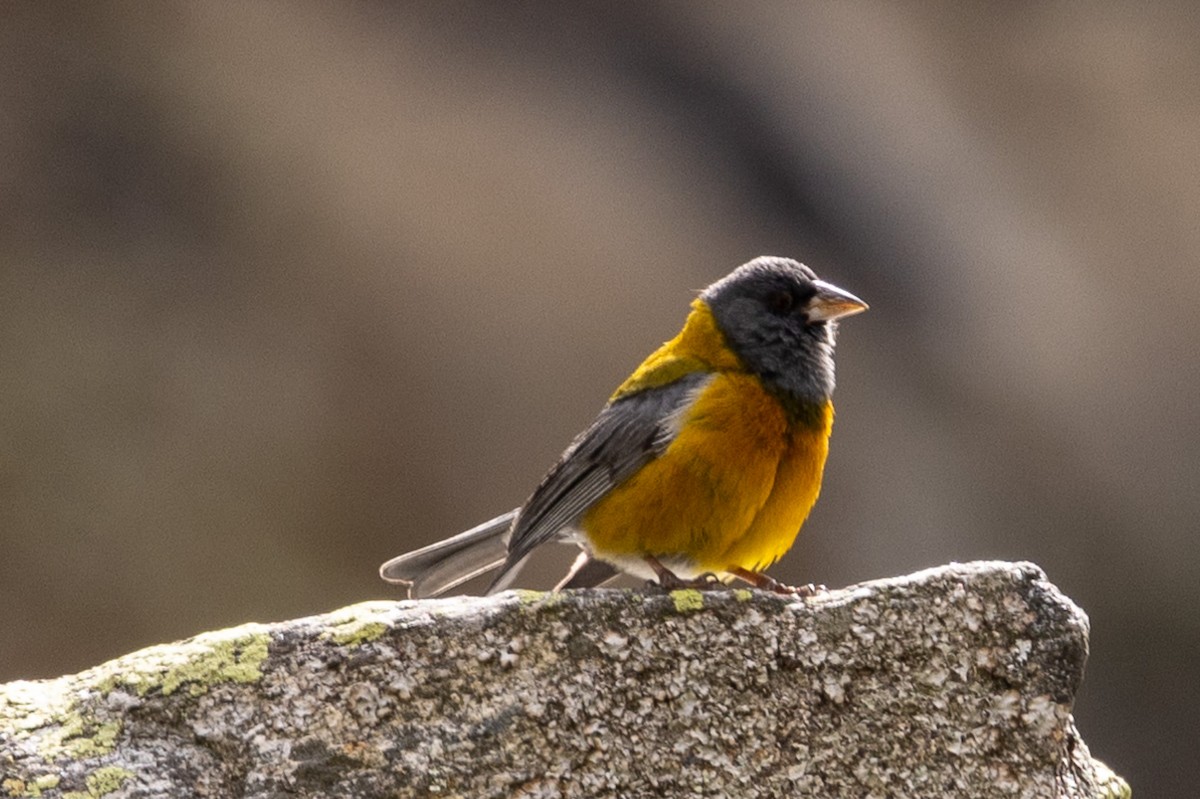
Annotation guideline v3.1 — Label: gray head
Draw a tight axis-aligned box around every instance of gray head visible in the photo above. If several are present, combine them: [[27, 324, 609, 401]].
[[701, 256, 867, 407]]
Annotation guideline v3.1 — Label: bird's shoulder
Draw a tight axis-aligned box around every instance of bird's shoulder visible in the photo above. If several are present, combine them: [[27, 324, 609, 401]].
[[610, 299, 743, 402]]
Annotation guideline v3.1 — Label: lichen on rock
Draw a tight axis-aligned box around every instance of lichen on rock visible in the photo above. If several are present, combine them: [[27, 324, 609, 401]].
[[0, 561, 1128, 798]]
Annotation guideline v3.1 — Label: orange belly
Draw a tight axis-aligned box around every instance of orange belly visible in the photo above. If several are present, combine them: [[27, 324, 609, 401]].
[[581, 372, 832, 575]]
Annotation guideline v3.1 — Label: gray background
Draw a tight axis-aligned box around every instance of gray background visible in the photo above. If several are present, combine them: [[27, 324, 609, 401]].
[[2, 4, 1195, 796]]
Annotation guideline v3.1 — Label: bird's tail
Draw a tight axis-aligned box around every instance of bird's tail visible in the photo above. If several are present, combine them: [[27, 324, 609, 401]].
[[379, 509, 518, 599]]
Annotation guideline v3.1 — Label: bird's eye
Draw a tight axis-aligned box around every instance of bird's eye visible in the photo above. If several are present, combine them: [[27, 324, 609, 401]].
[[767, 289, 794, 314]]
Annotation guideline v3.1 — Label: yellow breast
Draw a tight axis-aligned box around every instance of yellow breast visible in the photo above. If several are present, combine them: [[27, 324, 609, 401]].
[[581, 371, 832, 574], [716, 402, 832, 572]]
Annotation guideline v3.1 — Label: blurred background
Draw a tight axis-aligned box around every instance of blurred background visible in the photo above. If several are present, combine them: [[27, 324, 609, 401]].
[[2, 2, 1195, 794]]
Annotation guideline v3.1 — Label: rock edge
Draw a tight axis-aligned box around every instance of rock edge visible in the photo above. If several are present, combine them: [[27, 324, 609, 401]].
[[0, 561, 1129, 798]]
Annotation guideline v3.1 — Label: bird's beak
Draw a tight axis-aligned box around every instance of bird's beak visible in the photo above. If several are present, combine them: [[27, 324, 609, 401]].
[[807, 280, 868, 322]]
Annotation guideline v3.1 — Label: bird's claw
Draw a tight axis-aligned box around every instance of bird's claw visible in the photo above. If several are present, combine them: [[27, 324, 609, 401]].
[[650, 571, 725, 592], [775, 581, 825, 597]]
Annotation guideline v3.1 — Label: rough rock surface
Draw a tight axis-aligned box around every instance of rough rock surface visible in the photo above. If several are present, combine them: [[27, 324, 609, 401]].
[[0, 561, 1128, 798]]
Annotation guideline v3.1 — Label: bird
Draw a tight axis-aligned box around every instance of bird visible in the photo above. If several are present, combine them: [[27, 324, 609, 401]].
[[380, 256, 867, 598]]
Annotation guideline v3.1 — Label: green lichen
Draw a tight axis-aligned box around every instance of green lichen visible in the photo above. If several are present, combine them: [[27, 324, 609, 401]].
[[1092, 759, 1131, 799], [516, 589, 550, 605], [671, 589, 704, 613], [28, 775, 60, 797], [34, 708, 121, 762], [0, 679, 73, 736], [108, 624, 270, 698], [158, 634, 267, 697], [0, 677, 121, 763], [60, 767, 133, 799], [732, 588, 753, 602], [329, 621, 388, 646], [59, 719, 121, 758], [6, 626, 270, 776], [87, 767, 132, 796], [324, 602, 399, 646], [5, 777, 63, 799]]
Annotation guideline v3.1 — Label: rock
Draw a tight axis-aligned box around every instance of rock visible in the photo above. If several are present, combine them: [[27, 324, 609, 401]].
[[0, 561, 1128, 798]]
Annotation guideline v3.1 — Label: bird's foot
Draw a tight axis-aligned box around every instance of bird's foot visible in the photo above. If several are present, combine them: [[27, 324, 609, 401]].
[[644, 556, 726, 592], [772, 581, 825, 597], [728, 566, 825, 597], [648, 571, 725, 592]]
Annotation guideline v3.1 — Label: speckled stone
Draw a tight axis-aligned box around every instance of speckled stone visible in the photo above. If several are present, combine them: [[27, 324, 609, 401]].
[[0, 561, 1128, 798]]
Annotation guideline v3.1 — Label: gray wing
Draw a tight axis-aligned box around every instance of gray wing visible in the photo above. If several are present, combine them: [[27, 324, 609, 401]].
[[487, 371, 712, 589]]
